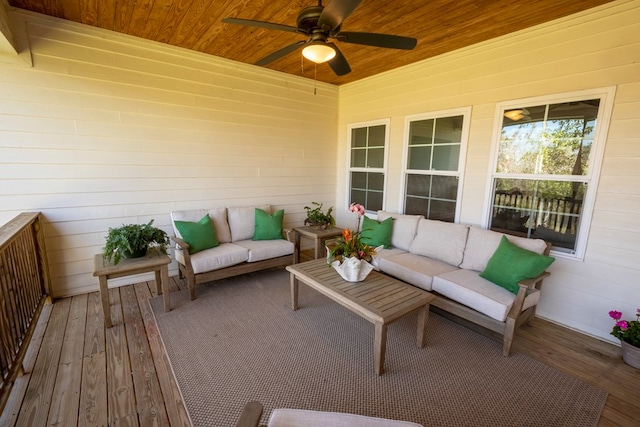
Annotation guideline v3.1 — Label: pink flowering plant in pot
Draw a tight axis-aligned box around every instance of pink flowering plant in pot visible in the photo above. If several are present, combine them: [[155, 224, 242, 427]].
[[327, 203, 377, 263], [609, 308, 640, 348]]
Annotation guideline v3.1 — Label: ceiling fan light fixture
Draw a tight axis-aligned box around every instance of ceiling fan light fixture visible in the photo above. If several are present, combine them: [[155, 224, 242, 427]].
[[302, 43, 336, 63]]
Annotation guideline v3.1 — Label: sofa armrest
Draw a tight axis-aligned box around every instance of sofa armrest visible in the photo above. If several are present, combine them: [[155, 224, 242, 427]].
[[518, 271, 550, 290], [171, 236, 191, 264], [506, 270, 549, 320], [282, 228, 294, 243]]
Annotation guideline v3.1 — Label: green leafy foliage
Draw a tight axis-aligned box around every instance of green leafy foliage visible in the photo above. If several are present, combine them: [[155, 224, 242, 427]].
[[303, 202, 335, 227], [102, 219, 169, 265]]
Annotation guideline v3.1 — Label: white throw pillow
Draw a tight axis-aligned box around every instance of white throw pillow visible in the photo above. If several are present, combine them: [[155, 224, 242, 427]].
[[409, 219, 469, 266]]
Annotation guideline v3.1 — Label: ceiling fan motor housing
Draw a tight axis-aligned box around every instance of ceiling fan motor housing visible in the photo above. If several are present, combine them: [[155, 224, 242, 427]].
[[297, 6, 324, 32]]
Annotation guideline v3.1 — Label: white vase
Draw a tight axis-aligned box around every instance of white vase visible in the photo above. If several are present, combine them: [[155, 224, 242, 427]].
[[620, 340, 640, 369], [331, 257, 374, 282]]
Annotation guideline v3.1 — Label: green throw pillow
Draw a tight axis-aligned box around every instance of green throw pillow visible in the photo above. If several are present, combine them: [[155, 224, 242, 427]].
[[480, 235, 554, 294], [360, 216, 393, 249], [253, 208, 284, 241], [174, 214, 219, 254]]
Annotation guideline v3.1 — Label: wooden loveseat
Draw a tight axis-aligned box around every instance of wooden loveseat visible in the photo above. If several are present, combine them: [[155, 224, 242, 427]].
[[170, 205, 295, 300]]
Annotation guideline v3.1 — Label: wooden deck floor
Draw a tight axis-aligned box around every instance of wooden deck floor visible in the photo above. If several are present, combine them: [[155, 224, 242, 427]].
[[1, 269, 639, 426]]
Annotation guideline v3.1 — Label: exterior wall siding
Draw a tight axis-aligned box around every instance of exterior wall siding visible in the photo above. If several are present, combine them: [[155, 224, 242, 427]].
[[0, 9, 339, 297], [337, 0, 640, 343]]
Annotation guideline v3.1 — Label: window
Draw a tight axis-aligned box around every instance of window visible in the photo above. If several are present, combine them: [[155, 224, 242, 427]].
[[348, 120, 388, 212], [403, 109, 470, 222], [487, 88, 615, 258]]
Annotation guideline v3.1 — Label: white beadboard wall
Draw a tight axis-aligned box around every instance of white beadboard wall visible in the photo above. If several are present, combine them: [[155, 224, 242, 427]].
[[337, 0, 640, 343], [0, 9, 339, 297]]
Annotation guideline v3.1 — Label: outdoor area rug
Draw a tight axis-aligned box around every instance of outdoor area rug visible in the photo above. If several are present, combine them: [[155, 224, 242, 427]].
[[149, 268, 607, 427]]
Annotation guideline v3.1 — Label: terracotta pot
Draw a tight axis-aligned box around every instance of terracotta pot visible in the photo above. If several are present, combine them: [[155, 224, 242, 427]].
[[620, 340, 640, 369]]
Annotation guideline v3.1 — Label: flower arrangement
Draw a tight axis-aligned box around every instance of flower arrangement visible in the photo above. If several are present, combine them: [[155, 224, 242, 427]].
[[609, 308, 640, 347], [328, 203, 377, 263]]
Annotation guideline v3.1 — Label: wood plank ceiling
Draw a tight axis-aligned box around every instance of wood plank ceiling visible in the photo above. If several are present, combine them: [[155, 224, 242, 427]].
[[8, 0, 615, 85]]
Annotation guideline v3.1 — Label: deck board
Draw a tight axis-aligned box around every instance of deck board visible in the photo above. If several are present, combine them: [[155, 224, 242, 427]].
[[2, 266, 639, 426]]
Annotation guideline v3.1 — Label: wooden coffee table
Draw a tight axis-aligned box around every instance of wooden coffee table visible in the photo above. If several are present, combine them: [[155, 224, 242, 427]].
[[286, 258, 435, 375]]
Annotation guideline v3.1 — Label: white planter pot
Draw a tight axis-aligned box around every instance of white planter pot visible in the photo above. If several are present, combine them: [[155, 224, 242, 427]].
[[330, 257, 374, 282]]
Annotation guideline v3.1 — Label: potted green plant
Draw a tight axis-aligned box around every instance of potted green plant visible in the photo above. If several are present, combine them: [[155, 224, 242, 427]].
[[304, 202, 335, 230], [103, 219, 169, 265]]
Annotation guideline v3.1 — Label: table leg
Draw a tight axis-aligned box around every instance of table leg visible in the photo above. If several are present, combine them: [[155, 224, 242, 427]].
[[161, 265, 170, 312], [314, 237, 323, 260], [154, 269, 162, 295], [417, 304, 430, 347], [374, 322, 387, 375], [98, 275, 112, 328], [290, 273, 299, 311], [294, 231, 301, 264]]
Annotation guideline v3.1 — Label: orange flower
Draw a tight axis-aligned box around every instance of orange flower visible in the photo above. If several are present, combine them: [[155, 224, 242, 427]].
[[342, 228, 352, 242]]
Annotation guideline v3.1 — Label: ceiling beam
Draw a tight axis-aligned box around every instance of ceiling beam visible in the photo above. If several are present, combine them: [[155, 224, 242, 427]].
[[0, 0, 17, 54]]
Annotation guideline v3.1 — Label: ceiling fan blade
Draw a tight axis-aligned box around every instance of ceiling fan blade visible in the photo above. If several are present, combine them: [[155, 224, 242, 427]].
[[336, 32, 417, 50], [255, 41, 306, 66], [222, 17, 300, 34], [327, 43, 351, 76], [317, 0, 362, 32]]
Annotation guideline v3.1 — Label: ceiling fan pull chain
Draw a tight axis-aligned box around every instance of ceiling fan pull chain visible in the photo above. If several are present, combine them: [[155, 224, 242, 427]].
[[314, 63, 317, 95]]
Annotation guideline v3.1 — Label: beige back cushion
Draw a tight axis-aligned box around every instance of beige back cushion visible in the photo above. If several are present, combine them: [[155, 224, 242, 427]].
[[227, 205, 271, 242], [460, 226, 548, 272], [377, 211, 423, 251], [409, 219, 469, 266], [171, 207, 231, 243]]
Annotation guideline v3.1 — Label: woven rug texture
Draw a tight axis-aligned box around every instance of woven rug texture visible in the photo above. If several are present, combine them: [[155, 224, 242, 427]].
[[149, 268, 607, 427]]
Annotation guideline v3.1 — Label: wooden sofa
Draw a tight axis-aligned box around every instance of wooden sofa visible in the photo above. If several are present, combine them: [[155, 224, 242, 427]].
[[170, 205, 295, 300], [372, 211, 553, 356]]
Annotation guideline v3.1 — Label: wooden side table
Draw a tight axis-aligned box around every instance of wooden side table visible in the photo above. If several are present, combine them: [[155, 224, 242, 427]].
[[292, 226, 343, 263], [93, 248, 171, 327]]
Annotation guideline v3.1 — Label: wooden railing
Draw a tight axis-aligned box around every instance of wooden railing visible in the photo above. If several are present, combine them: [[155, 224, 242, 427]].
[[0, 213, 51, 412]]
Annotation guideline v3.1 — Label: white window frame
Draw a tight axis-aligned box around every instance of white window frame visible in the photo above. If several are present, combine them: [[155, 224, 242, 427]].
[[401, 107, 471, 222], [346, 119, 390, 213], [483, 87, 616, 260]]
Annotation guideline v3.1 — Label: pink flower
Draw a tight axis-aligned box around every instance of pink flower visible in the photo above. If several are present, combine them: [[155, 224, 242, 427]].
[[609, 310, 622, 320], [616, 320, 629, 330], [349, 203, 365, 216]]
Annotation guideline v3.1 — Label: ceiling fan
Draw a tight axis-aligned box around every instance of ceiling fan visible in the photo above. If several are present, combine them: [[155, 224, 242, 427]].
[[222, 0, 417, 76]]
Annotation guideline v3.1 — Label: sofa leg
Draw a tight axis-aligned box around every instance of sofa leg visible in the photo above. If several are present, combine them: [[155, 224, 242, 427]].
[[527, 306, 537, 326], [503, 318, 516, 356]]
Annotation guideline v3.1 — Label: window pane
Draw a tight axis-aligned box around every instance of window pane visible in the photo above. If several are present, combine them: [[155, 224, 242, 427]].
[[368, 125, 386, 147], [405, 196, 429, 216], [367, 147, 385, 168], [368, 172, 384, 191], [432, 145, 460, 171], [498, 100, 599, 176], [351, 189, 366, 206], [408, 146, 432, 170], [368, 191, 384, 211], [429, 200, 456, 222], [351, 172, 366, 189], [431, 175, 458, 200], [406, 174, 430, 196], [409, 119, 434, 145], [490, 178, 584, 252], [351, 148, 366, 167], [434, 116, 463, 144], [352, 128, 367, 148]]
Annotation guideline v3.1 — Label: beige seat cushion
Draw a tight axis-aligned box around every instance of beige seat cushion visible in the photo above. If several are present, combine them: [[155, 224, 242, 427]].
[[378, 252, 459, 292], [233, 239, 294, 262], [268, 408, 423, 427], [175, 243, 248, 274], [432, 269, 540, 322]]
